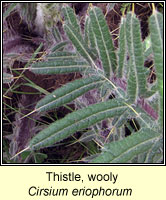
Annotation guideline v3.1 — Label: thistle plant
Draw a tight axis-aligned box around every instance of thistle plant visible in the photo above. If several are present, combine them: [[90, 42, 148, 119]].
[[13, 4, 163, 163]]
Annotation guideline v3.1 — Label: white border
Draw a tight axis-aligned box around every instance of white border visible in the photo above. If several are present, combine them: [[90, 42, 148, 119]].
[[1, 1, 165, 166]]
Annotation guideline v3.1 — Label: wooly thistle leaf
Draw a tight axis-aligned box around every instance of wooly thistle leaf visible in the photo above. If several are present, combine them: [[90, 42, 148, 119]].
[[10, 5, 163, 164]]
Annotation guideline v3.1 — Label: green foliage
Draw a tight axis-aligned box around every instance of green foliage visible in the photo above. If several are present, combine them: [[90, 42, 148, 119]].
[[117, 17, 126, 78], [31, 60, 90, 74], [51, 41, 69, 52], [149, 10, 163, 127], [24, 5, 163, 163], [91, 128, 160, 163], [63, 23, 97, 65], [21, 151, 47, 163], [89, 7, 117, 77], [30, 99, 127, 150], [36, 76, 105, 112], [62, 6, 81, 34], [126, 12, 149, 101]]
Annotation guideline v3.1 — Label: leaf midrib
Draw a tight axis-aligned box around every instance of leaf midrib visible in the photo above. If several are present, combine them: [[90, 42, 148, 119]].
[[36, 79, 105, 111], [31, 104, 127, 149], [108, 134, 159, 163], [92, 8, 112, 75]]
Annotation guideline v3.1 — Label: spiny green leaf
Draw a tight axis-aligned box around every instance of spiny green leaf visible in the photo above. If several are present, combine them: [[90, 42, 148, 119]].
[[84, 16, 90, 45], [134, 109, 157, 130], [112, 109, 130, 128], [132, 14, 148, 97], [62, 5, 81, 34], [78, 131, 96, 143], [117, 17, 126, 78], [84, 16, 98, 56], [125, 12, 132, 54], [36, 76, 105, 112], [149, 10, 163, 127], [52, 27, 62, 42], [29, 99, 127, 150], [127, 59, 137, 103], [89, 6, 117, 77], [47, 51, 79, 61], [91, 128, 160, 163], [64, 23, 97, 66], [51, 41, 69, 52], [63, 5, 98, 62], [144, 136, 163, 163], [126, 12, 148, 100], [31, 60, 90, 74], [156, 11, 163, 42], [88, 21, 96, 49]]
